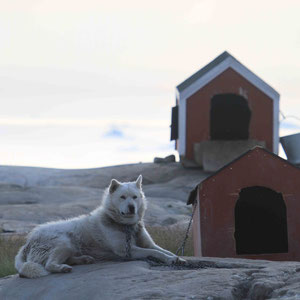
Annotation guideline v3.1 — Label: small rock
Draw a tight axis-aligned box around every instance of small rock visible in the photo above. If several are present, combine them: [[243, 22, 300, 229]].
[[154, 155, 176, 164], [162, 217, 177, 226]]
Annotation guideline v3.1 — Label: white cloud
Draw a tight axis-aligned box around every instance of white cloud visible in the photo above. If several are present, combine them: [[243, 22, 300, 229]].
[[185, 0, 216, 24], [0, 118, 169, 128], [103, 127, 125, 139], [280, 120, 300, 130], [0, 119, 176, 168]]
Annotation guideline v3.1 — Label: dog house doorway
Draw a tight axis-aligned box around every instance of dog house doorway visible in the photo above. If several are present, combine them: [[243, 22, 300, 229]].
[[210, 94, 251, 140], [234, 186, 288, 255]]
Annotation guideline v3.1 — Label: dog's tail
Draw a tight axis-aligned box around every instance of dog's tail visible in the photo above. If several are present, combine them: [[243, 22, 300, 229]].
[[15, 245, 49, 279]]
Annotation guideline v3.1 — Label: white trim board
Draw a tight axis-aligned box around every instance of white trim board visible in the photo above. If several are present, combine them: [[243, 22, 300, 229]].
[[177, 56, 280, 156]]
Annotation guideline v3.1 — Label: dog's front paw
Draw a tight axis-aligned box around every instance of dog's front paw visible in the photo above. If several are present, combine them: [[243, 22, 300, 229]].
[[175, 257, 187, 265], [166, 256, 180, 265], [167, 256, 187, 266], [81, 255, 95, 264], [60, 264, 73, 273]]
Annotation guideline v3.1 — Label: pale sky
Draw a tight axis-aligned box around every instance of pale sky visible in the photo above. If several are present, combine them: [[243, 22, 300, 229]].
[[0, 0, 300, 168]]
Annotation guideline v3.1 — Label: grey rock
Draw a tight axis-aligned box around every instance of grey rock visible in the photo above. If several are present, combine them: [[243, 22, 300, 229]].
[[162, 217, 178, 226], [2, 164, 300, 298], [154, 154, 176, 163], [0, 163, 207, 234], [194, 140, 266, 171], [1, 258, 300, 299]]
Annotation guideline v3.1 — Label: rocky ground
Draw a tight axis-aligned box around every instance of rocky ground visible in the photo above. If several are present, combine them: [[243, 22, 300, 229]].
[[2, 162, 300, 299], [0, 163, 209, 234], [2, 257, 300, 299]]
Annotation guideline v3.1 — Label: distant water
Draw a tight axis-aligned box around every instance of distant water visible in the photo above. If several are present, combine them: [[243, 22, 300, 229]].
[[0, 117, 299, 169], [0, 119, 177, 169]]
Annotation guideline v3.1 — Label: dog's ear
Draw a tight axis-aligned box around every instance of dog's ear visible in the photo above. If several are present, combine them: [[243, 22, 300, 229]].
[[109, 179, 120, 194], [136, 175, 142, 189]]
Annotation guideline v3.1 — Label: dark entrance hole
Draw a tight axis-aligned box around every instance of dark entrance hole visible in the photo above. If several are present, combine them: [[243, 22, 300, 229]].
[[210, 93, 251, 140], [234, 186, 288, 255]]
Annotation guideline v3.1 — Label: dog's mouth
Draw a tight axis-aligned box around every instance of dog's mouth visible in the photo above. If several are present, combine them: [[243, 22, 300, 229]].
[[120, 212, 136, 218], [120, 204, 136, 217]]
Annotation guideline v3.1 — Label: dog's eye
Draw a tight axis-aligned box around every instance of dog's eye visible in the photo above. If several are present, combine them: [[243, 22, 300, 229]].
[[120, 195, 126, 200], [133, 195, 137, 199]]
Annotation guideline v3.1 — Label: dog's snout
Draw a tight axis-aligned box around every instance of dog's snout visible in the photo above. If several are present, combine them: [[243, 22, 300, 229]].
[[128, 204, 135, 214]]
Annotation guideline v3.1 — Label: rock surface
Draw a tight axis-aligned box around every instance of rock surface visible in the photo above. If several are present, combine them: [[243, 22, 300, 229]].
[[153, 154, 176, 164], [0, 163, 209, 234], [1, 257, 300, 300], [194, 140, 266, 171], [2, 163, 300, 299]]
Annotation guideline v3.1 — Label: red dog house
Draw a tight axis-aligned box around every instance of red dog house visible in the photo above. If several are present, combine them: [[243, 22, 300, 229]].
[[171, 51, 280, 167], [188, 147, 300, 261]]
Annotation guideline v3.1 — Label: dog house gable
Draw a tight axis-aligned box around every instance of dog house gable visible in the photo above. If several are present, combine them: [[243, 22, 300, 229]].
[[192, 147, 300, 261], [174, 51, 280, 162]]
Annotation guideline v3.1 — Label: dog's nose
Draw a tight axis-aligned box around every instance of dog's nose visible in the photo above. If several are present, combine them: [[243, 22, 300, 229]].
[[128, 204, 135, 214]]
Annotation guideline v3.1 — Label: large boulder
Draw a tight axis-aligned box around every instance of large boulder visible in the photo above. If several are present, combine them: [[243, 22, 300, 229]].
[[0, 163, 208, 235], [1, 257, 300, 299]]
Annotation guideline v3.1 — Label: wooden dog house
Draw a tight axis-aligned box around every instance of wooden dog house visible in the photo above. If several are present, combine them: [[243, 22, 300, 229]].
[[171, 51, 280, 169], [187, 147, 300, 261]]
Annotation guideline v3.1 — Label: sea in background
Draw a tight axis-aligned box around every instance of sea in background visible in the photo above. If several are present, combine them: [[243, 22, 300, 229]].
[[0, 88, 179, 168], [0, 96, 299, 169]]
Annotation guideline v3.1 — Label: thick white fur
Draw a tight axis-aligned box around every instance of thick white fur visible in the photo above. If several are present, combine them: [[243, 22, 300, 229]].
[[15, 175, 184, 278]]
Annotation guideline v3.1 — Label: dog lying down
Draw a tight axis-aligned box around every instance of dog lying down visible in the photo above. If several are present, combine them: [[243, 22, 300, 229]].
[[15, 175, 186, 278]]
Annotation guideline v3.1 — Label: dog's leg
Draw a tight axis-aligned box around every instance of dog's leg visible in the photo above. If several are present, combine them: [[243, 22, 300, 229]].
[[137, 226, 182, 258], [45, 247, 74, 273], [67, 255, 95, 265], [129, 245, 180, 265], [151, 244, 177, 257]]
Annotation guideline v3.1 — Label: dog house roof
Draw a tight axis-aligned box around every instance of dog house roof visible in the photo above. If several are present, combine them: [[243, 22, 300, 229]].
[[176, 51, 279, 100], [177, 51, 231, 92], [187, 146, 300, 205]]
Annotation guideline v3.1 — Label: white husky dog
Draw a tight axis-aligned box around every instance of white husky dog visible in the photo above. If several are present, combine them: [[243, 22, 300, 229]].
[[15, 175, 185, 278]]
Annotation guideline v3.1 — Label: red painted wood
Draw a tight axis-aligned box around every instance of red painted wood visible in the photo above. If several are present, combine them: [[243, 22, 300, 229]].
[[185, 68, 273, 160], [193, 147, 300, 261]]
